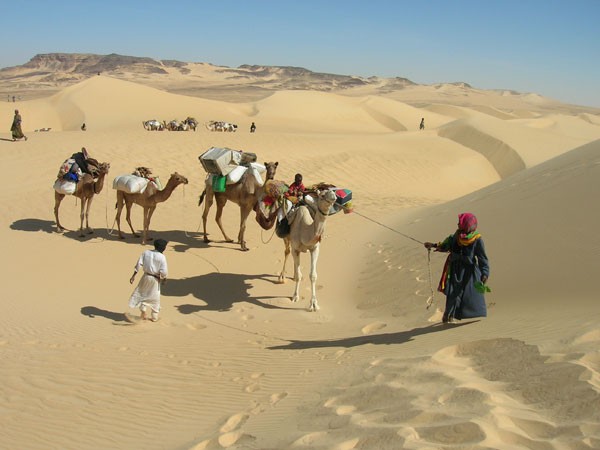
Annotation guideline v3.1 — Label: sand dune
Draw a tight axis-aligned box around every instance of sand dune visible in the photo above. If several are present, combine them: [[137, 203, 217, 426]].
[[1, 75, 600, 449]]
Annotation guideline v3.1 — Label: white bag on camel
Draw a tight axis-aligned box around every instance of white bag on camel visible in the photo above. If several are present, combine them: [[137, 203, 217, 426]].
[[112, 174, 149, 194], [225, 162, 266, 185], [53, 179, 77, 195]]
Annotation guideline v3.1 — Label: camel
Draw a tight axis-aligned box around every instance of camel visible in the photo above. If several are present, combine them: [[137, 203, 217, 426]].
[[183, 117, 198, 131], [164, 120, 184, 131], [205, 120, 238, 132], [198, 162, 278, 251], [278, 189, 338, 311], [142, 120, 163, 131], [54, 162, 111, 237], [114, 172, 189, 244]]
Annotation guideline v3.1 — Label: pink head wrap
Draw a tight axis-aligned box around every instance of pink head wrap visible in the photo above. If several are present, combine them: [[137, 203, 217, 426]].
[[458, 213, 478, 234]]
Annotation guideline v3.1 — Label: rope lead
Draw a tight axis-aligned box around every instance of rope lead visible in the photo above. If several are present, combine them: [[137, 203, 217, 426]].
[[348, 206, 435, 309]]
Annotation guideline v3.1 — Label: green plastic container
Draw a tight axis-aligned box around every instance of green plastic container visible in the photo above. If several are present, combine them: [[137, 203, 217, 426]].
[[212, 175, 227, 192]]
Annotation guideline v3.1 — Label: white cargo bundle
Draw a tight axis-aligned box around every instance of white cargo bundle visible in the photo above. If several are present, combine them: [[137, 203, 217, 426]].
[[199, 147, 243, 176], [225, 162, 267, 185], [112, 174, 149, 194], [53, 179, 77, 195]]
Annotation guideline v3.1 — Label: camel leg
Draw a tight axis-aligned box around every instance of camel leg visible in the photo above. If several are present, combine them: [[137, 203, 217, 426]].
[[291, 249, 302, 303], [84, 195, 94, 234], [142, 206, 156, 245], [125, 199, 140, 238], [80, 196, 94, 236], [308, 244, 321, 311], [78, 197, 87, 237], [115, 191, 126, 239], [215, 196, 233, 243], [54, 191, 66, 232], [237, 204, 253, 251], [278, 237, 291, 283], [201, 189, 214, 243]]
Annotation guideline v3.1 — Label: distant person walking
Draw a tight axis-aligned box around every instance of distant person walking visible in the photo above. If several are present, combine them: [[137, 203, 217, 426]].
[[10, 109, 27, 141], [250, 122, 256, 133], [127, 239, 169, 322], [419, 118, 425, 130], [424, 213, 490, 324]]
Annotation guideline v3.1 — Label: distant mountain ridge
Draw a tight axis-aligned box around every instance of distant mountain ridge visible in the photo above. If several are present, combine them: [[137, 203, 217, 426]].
[[0, 52, 416, 96]]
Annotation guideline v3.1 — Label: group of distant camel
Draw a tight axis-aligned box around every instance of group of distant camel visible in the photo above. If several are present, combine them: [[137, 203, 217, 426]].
[[204, 120, 238, 132], [142, 117, 198, 131], [142, 118, 238, 132], [53, 158, 337, 311]]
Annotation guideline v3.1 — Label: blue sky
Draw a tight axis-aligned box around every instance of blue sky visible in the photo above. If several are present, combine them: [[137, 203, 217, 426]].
[[2, 0, 599, 107]]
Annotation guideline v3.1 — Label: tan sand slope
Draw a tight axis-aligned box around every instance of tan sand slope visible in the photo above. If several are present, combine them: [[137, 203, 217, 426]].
[[1, 76, 599, 449]]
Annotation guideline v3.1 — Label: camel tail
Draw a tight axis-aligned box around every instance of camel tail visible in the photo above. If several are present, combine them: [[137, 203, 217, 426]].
[[198, 189, 206, 206]]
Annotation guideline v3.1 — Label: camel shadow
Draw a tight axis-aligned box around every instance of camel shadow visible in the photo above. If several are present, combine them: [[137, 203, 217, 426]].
[[103, 229, 213, 252], [165, 272, 294, 313], [10, 218, 56, 233], [80, 306, 128, 322], [268, 321, 479, 350]]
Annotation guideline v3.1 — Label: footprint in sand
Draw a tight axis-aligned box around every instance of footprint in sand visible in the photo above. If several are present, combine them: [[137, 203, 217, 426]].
[[336, 438, 360, 450], [361, 322, 387, 334], [336, 405, 356, 415], [250, 372, 263, 380], [245, 383, 260, 393], [185, 323, 207, 330], [218, 430, 243, 447], [428, 308, 444, 323], [333, 349, 347, 360], [324, 398, 338, 409], [269, 392, 288, 405], [220, 413, 249, 433], [291, 431, 328, 446]]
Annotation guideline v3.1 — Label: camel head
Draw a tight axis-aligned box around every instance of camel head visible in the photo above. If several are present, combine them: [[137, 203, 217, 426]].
[[170, 172, 189, 186], [264, 161, 278, 181], [316, 189, 337, 215], [97, 162, 110, 174]]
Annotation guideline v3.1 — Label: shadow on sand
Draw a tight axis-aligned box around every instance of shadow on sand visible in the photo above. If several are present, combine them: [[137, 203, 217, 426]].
[[81, 306, 128, 322], [268, 321, 480, 350], [10, 218, 56, 233], [165, 272, 296, 313]]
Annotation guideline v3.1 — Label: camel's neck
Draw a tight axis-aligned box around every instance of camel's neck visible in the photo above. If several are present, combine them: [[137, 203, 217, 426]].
[[313, 208, 329, 233], [94, 172, 107, 194], [303, 206, 329, 246], [151, 179, 180, 203]]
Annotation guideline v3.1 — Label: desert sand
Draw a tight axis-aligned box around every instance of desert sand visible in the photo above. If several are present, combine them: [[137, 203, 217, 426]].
[[1, 74, 600, 450]]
